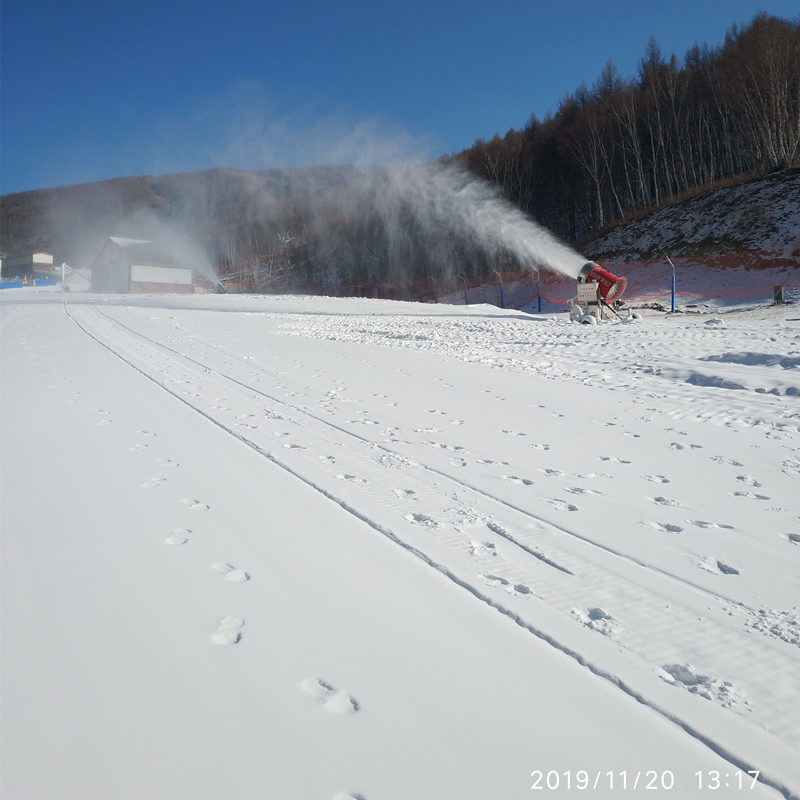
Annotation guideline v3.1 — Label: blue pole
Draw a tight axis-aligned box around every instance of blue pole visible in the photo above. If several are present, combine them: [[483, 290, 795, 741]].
[[667, 256, 676, 313], [537, 280, 542, 313]]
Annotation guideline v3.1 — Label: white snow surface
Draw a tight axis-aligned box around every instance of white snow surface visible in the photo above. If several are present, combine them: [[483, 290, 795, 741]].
[[2, 288, 799, 800]]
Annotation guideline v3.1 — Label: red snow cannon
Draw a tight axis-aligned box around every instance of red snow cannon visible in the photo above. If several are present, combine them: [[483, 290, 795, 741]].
[[577, 262, 627, 303]]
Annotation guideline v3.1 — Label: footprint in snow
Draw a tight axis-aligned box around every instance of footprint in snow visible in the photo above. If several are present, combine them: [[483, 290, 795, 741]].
[[181, 498, 210, 511], [404, 512, 438, 528], [731, 490, 770, 500], [780, 458, 800, 478], [469, 541, 497, 558], [210, 616, 244, 646], [711, 455, 744, 467], [736, 474, 762, 488], [165, 528, 191, 545], [503, 475, 534, 485], [572, 607, 620, 637], [548, 498, 579, 512], [479, 574, 532, 595], [659, 663, 745, 709], [531, 443, 551, 451], [696, 557, 740, 575], [301, 678, 359, 715], [642, 520, 683, 534], [212, 562, 250, 583], [649, 496, 681, 507], [644, 474, 671, 484], [141, 477, 166, 489], [156, 457, 179, 468], [686, 520, 734, 530], [539, 468, 564, 477], [335, 473, 368, 484]]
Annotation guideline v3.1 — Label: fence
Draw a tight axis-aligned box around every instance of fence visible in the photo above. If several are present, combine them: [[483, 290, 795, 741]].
[[285, 268, 800, 312]]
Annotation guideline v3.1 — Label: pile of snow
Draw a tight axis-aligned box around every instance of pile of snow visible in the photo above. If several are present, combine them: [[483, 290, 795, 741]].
[[2, 287, 798, 799]]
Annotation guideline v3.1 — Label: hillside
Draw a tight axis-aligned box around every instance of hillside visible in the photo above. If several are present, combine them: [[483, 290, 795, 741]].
[[584, 168, 800, 260]]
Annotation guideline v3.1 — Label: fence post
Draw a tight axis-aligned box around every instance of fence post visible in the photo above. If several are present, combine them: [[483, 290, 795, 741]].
[[493, 269, 504, 308], [666, 256, 677, 312], [457, 274, 468, 305]]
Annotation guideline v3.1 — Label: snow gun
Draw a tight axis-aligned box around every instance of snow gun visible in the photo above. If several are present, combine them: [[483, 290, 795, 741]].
[[577, 262, 627, 303]]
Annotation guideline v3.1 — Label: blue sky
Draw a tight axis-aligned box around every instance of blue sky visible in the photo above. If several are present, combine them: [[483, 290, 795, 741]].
[[2, 0, 798, 194]]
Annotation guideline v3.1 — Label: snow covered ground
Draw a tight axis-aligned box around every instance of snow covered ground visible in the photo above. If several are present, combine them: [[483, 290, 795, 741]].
[[2, 287, 799, 799]]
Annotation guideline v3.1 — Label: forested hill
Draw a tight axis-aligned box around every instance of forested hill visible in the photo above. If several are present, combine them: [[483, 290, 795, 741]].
[[454, 13, 799, 244]]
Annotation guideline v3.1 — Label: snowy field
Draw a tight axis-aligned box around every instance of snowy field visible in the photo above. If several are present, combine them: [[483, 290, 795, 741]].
[[2, 288, 799, 800]]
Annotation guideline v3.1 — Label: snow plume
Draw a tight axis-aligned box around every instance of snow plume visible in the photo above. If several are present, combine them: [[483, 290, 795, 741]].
[[266, 160, 586, 285], [361, 160, 586, 279], [45, 179, 222, 287], [112, 206, 221, 288], [199, 86, 584, 279]]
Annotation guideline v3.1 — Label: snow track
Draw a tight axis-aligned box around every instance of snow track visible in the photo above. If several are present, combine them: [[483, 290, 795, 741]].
[[60, 299, 799, 799]]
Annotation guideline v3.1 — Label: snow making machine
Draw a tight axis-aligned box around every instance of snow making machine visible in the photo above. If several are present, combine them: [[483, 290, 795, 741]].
[[571, 261, 635, 323]]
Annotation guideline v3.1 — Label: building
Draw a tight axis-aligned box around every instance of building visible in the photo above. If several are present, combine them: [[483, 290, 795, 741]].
[[90, 237, 196, 293], [0, 252, 54, 280]]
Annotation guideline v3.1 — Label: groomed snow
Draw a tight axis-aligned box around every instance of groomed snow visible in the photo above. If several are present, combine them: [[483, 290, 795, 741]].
[[2, 288, 798, 800]]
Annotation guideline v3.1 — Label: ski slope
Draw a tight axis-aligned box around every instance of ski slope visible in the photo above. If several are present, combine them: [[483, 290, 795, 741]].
[[2, 290, 799, 800]]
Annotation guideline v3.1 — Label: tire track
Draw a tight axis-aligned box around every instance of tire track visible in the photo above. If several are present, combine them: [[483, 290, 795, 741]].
[[88, 301, 755, 610]]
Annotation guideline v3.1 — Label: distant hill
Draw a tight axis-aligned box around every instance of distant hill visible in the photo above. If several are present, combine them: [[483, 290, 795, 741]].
[[0, 168, 281, 267]]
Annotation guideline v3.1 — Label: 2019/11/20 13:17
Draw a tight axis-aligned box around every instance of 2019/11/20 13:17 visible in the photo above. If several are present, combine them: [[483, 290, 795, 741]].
[[529, 769, 762, 792]]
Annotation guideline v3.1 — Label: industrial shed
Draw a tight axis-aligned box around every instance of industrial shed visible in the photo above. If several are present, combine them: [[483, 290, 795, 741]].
[[90, 237, 196, 293]]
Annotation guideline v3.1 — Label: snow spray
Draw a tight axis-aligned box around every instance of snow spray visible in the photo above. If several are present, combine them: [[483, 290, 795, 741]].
[[356, 161, 590, 281]]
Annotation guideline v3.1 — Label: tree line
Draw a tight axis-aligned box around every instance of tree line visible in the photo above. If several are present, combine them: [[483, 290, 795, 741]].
[[453, 13, 799, 242]]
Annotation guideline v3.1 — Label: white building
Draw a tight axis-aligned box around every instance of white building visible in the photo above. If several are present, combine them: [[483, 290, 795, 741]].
[[90, 237, 195, 293]]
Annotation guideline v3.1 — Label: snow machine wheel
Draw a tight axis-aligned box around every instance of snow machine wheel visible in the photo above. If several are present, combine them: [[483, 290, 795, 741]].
[[569, 307, 585, 323]]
